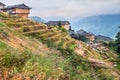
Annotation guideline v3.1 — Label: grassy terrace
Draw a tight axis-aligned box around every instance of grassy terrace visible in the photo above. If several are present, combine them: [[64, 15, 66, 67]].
[[0, 13, 76, 49], [0, 13, 117, 60], [1, 13, 120, 80]]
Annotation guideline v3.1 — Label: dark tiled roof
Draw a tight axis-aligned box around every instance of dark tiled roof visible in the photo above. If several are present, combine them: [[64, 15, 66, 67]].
[[2, 3, 31, 10], [0, 2, 5, 6], [77, 29, 94, 37], [47, 21, 70, 25]]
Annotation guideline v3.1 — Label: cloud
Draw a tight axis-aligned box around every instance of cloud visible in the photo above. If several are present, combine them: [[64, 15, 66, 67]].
[[2, 0, 120, 17]]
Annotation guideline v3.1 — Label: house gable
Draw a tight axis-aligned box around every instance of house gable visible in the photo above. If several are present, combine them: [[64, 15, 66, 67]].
[[0, 2, 5, 6], [0, 2, 5, 10]]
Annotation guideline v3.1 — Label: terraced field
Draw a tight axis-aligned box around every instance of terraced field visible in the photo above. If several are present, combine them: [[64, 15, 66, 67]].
[[0, 13, 76, 49], [1, 13, 120, 80]]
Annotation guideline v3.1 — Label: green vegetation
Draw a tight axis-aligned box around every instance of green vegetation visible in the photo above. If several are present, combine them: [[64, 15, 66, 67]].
[[108, 26, 120, 53], [0, 41, 112, 80], [116, 27, 120, 53], [78, 35, 88, 42], [0, 23, 9, 37], [59, 27, 67, 33], [23, 27, 31, 32], [0, 22, 6, 27], [113, 42, 120, 71], [105, 26, 120, 71], [0, 41, 94, 80], [0, 13, 120, 80], [57, 21, 67, 33], [0, 41, 64, 79], [58, 20, 62, 28]]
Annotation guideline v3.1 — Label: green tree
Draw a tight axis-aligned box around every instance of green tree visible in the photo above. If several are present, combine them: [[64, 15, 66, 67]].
[[78, 35, 88, 42], [58, 21, 62, 29], [116, 26, 120, 53], [108, 26, 120, 53], [116, 31, 120, 44]]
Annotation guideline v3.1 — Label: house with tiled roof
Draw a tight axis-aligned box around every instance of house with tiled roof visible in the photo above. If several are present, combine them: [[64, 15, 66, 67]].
[[0, 2, 5, 12], [77, 29, 95, 41], [2, 3, 31, 18], [46, 21, 70, 30]]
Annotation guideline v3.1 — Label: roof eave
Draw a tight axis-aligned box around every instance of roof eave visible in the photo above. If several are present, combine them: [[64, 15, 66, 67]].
[[0, 2, 5, 6], [2, 7, 31, 10]]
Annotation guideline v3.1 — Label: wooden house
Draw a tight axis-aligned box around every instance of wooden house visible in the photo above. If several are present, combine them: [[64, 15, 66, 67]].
[[77, 29, 95, 41], [86, 34, 95, 41], [0, 2, 5, 12], [46, 21, 70, 30], [2, 3, 31, 18]]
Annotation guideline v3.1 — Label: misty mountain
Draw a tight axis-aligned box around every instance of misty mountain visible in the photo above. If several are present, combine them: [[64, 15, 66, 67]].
[[43, 16, 67, 22], [95, 35, 113, 41], [70, 14, 120, 38], [29, 16, 45, 23]]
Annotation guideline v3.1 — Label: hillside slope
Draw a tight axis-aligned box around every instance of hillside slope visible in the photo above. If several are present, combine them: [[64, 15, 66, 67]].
[[0, 13, 120, 80]]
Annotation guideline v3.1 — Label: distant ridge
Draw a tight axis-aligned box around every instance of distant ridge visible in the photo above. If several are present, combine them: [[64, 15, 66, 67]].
[[29, 16, 45, 23], [95, 35, 113, 41], [70, 14, 120, 38]]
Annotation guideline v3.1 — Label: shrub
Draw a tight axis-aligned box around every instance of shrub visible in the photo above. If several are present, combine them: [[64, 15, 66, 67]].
[[60, 27, 67, 33], [23, 27, 31, 32], [0, 29, 3, 33], [116, 44, 120, 53], [99, 74, 114, 80], [116, 63, 120, 71], [108, 41, 117, 47], [2, 50, 33, 72], [46, 39, 56, 48], [69, 44, 76, 51], [2, 31, 8, 36], [57, 25, 67, 33], [0, 29, 8, 37], [0, 41, 7, 50]]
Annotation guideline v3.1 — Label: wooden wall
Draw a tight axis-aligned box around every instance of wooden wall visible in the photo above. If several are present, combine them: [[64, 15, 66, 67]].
[[62, 24, 70, 30], [2, 8, 30, 18], [15, 8, 30, 14]]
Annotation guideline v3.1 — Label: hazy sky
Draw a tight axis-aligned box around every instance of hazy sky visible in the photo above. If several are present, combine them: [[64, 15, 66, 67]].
[[1, 0, 120, 17]]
